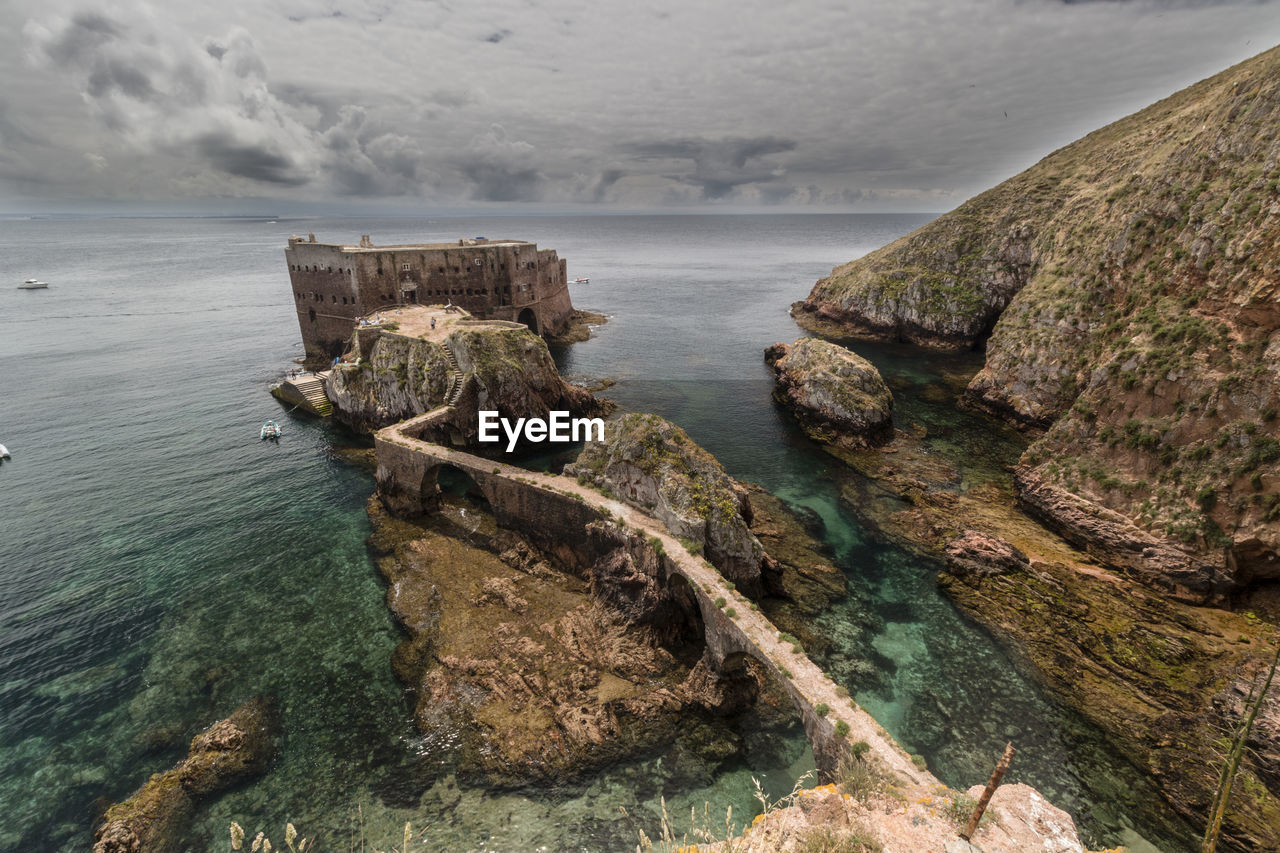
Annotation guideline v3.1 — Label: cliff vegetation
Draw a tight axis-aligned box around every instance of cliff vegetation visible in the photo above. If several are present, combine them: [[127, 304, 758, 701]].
[[799, 46, 1280, 599]]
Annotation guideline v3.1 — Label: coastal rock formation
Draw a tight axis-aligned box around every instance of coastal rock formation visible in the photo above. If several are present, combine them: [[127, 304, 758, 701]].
[[705, 780, 1087, 853], [798, 46, 1280, 597], [943, 529, 1031, 577], [92, 696, 279, 853], [326, 320, 605, 436], [365, 494, 782, 786], [940, 531, 1280, 849], [765, 339, 894, 448], [565, 413, 771, 596]]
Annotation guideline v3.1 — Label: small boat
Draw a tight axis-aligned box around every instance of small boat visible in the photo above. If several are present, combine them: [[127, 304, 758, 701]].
[[0, 444, 9, 460], [18, 279, 49, 289], [573, 277, 589, 284], [260, 420, 282, 440]]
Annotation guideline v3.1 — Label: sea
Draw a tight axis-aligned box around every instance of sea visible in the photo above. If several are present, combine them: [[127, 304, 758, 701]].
[[0, 214, 1195, 852]]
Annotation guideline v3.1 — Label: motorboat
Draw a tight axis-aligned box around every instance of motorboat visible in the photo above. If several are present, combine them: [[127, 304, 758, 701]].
[[573, 277, 589, 284], [260, 420, 282, 440], [18, 279, 49, 289], [0, 444, 9, 460]]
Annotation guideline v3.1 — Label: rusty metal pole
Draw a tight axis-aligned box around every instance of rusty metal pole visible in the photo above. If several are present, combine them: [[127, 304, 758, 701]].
[[960, 742, 1016, 841]]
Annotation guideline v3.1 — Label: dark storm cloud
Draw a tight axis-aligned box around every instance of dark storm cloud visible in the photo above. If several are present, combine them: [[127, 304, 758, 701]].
[[85, 59, 154, 99], [630, 136, 797, 199], [460, 162, 543, 201], [7, 0, 1280, 207], [42, 12, 120, 63], [194, 133, 308, 185]]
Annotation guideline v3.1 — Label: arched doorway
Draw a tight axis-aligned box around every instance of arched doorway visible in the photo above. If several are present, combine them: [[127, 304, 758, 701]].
[[436, 463, 491, 511], [517, 308, 539, 334]]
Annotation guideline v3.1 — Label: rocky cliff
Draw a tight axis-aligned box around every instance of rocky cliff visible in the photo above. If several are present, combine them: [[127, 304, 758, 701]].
[[799, 46, 1280, 600], [566, 413, 773, 596], [765, 338, 894, 448], [326, 324, 604, 438]]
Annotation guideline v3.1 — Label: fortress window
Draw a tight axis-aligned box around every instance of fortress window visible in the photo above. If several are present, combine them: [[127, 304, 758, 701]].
[[332, 295, 337, 303], [308, 308, 316, 323], [402, 263, 410, 271], [328, 266, 333, 273], [342, 297, 347, 304], [438, 266, 444, 273]]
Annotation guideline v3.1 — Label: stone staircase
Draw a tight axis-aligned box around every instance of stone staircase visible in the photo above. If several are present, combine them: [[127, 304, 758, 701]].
[[442, 344, 465, 406], [291, 373, 333, 416]]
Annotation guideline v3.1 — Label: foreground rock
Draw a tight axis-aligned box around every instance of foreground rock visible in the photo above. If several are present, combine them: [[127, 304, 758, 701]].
[[797, 46, 1280, 594], [327, 311, 606, 436], [941, 530, 1280, 850], [699, 780, 1088, 853], [93, 696, 279, 853], [765, 339, 893, 448], [566, 413, 772, 596]]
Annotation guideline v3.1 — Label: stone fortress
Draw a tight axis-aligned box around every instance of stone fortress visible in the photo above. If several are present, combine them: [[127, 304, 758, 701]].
[[285, 233, 576, 364]]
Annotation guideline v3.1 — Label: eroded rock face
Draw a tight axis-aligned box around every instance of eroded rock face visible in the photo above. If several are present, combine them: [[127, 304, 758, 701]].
[[1015, 467, 1234, 603], [765, 338, 894, 448], [566, 412, 770, 596], [92, 696, 279, 853], [327, 325, 603, 437]]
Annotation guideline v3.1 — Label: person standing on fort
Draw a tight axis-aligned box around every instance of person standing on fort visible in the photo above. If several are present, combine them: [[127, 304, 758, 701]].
[[430, 317, 436, 331]]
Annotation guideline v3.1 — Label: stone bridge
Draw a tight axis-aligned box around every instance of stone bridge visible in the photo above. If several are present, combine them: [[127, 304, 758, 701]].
[[375, 407, 937, 784]]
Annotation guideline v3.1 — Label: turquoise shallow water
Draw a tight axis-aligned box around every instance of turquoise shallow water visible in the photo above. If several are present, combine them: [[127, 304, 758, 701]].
[[0, 214, 1193, 851]]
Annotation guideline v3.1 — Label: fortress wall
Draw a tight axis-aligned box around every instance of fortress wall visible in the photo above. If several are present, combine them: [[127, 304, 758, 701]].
[[285, 240, 363, 361], [286, 237, 575, 362]]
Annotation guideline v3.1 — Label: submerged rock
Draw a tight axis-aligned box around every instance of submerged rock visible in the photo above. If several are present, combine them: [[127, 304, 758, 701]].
[[765, 338, 894, 448], [92, 696, 279, 853], [566, 412, 771, 596]]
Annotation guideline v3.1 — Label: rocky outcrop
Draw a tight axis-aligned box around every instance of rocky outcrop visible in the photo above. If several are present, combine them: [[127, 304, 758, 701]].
[[765, 339, 893, 448], [364, 494, 781, 786], [1015, 466, 1233, 603], [944, 529, 1031, 578], [326, 324, 605, 437], [798, 46, 1280, 594], [940, 531, 1280, 850], [566, 413, 771, 596], [92, 696, 279, 853], [702, 780, 1087, 853]]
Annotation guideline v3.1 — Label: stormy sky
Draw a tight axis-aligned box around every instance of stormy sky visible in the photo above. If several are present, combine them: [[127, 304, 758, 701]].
[[1, 0, 1277, 212]]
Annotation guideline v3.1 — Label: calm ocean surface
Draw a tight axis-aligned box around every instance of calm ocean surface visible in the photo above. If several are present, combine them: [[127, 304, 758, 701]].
[[0, 214, 1191, 851]]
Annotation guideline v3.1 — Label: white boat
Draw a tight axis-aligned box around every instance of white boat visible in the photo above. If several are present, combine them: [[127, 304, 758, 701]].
[[0, 444, 9, 459], [18, 279, 49, 289], [260, 420, 282, 440]]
